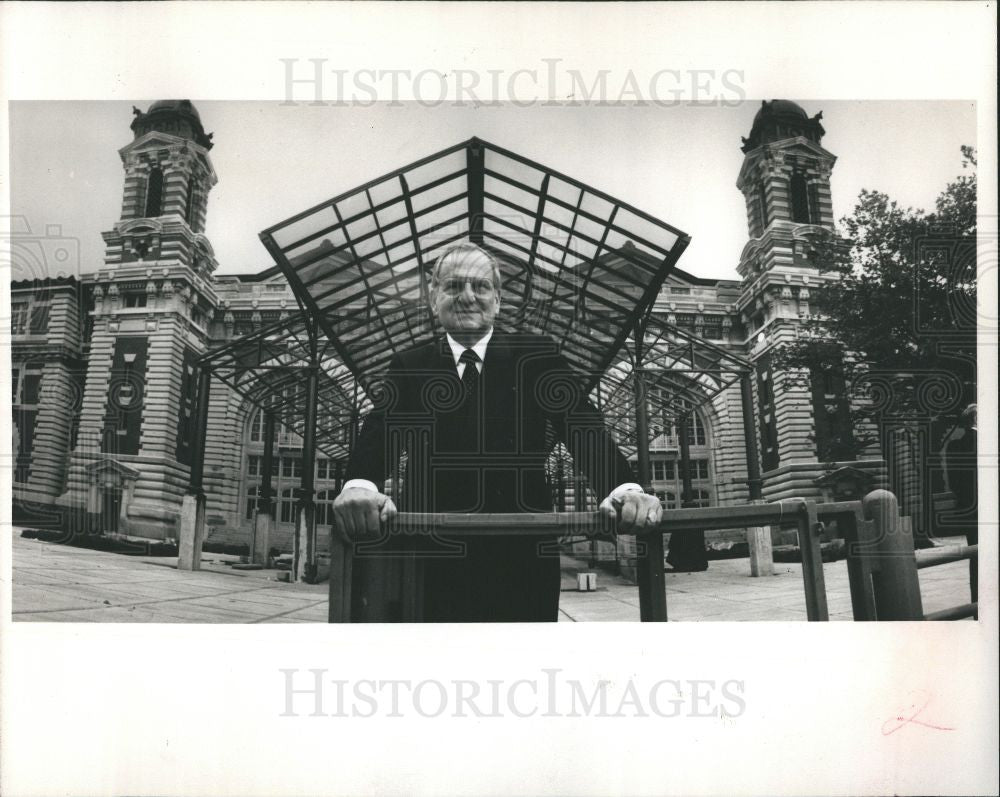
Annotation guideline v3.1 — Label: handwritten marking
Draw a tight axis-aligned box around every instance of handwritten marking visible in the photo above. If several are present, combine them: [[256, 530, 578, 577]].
[[882, 690, 955, 736]]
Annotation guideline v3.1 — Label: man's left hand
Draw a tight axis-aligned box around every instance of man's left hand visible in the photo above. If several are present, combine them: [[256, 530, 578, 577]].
[[599, 489, 663, 533]]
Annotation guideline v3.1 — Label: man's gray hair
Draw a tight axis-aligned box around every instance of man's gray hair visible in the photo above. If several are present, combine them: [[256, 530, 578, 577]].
[[430, 241, 502, 293]]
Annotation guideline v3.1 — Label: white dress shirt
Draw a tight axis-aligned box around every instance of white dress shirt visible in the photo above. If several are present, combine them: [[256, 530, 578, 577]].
[[446, 329, 492, 378]]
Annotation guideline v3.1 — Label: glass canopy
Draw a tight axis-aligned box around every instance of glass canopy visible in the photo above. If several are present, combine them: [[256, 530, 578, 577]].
[[258, 137, 691, 392], [201, 139, 763, 460]]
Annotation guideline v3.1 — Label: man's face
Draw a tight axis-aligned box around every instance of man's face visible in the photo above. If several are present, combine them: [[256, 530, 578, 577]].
[[431, 249, 500, 336]]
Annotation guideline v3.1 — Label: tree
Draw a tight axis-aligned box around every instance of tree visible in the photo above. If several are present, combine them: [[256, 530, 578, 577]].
[[773, 147, 977, 461]]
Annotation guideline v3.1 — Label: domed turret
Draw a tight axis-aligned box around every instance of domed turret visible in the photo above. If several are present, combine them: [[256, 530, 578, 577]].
[[741, 100, 824, 153], [130, 100, 213, 150]]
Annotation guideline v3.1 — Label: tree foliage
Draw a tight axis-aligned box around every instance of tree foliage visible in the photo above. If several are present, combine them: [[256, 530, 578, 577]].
[[773, 147, 977, 460]]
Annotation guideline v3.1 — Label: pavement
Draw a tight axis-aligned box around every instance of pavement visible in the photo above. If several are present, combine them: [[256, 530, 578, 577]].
[[9, 532, 975, 623]]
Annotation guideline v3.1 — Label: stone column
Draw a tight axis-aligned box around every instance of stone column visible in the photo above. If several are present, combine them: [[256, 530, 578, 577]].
[[741, 372, 773, 576]]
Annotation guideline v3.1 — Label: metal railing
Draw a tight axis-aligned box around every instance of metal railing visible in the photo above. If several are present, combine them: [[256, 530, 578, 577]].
[[327, 489, 978, 622]]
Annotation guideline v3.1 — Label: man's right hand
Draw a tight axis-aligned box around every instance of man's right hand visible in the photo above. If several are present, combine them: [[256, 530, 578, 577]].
[[332, 487, 397, 542]]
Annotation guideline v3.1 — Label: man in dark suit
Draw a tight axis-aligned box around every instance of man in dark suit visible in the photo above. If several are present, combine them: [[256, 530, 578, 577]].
[[333, 241, 662, 621]]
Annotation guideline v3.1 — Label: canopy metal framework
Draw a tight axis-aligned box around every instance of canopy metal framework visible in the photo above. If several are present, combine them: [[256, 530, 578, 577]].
[[596, 318, 753, 457], [198, 312, 368, 460], [185, 137, 770, 602], [258, 137, 691, 395]]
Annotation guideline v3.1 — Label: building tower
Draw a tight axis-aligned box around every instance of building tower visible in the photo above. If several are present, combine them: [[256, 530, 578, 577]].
[[60, 101, 221, 538], [734, 100, 872, 503]]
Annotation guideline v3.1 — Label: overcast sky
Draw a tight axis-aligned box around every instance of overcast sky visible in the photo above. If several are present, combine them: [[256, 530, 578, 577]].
[[9, 100, 976, 282]]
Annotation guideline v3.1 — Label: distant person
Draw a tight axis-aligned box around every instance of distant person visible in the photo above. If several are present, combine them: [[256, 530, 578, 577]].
[[333, 241, 662, 621]]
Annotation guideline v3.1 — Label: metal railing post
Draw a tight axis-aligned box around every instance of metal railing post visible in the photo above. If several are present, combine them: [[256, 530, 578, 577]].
[[862, 489, 924, 620], [839, 506, 878, 621], [328, 529, 354, 622], [633, 366, 667, 621], [796, 501, 829, 621]]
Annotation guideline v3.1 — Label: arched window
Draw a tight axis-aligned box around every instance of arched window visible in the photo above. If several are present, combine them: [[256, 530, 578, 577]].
[[790, 172, 810, 224], [144, 167, 164, 218], [249, 409, 264, 442], [248, 408, 283, 445], [686, 413, 707, 447], [807, 182, 821, 225]]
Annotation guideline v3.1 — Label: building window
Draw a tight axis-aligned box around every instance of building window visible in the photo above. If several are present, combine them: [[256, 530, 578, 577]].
[[102, 338, 148, 456], [249, 410, 269, 443], [122, 294, 147, 309], [687, 460, 710, 481], [685, 415, 707, 447], [655, 490, 678, 509], [21, 371, 42, 406], [316, 458, 332, 481], [807, 182, 822, 225], [145, 167, 164, 217], [702, 318, 723, 340], [175, 351, 199, 464], [315, 489, 336, 525], [245, 485, 262, 520], [250, 410, 262, 442], [756, 357, 780, 471], [185, 177, 198, 225], [13, 411, 36, 483], [12, 368, 19, 403], [810, 362, 855, 460], [29, 302, 50, 334], [281, 457, 302, 478], [11, 303, 28, 335], [279, 487, 296, 523], [757, 181, 770, 232], [790, 172, 810, 224], [689, 489, 711, 508], [647, 394, 708, 449]]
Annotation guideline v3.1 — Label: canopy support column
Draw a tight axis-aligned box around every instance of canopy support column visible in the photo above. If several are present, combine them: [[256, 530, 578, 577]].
[[253, 409, 277, 566], [633, 319, 667, 621], [294, 364, 320, 583]]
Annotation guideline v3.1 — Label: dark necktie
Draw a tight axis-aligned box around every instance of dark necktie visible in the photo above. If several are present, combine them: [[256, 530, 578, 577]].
[[460, 348, 481, 399]]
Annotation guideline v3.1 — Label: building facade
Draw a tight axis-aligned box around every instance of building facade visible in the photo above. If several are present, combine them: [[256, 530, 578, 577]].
[[10, 99, 886, 558]]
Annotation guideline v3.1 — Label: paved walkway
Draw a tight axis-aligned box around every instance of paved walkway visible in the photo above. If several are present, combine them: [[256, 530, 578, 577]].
[[10, 533, 974, 622]]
